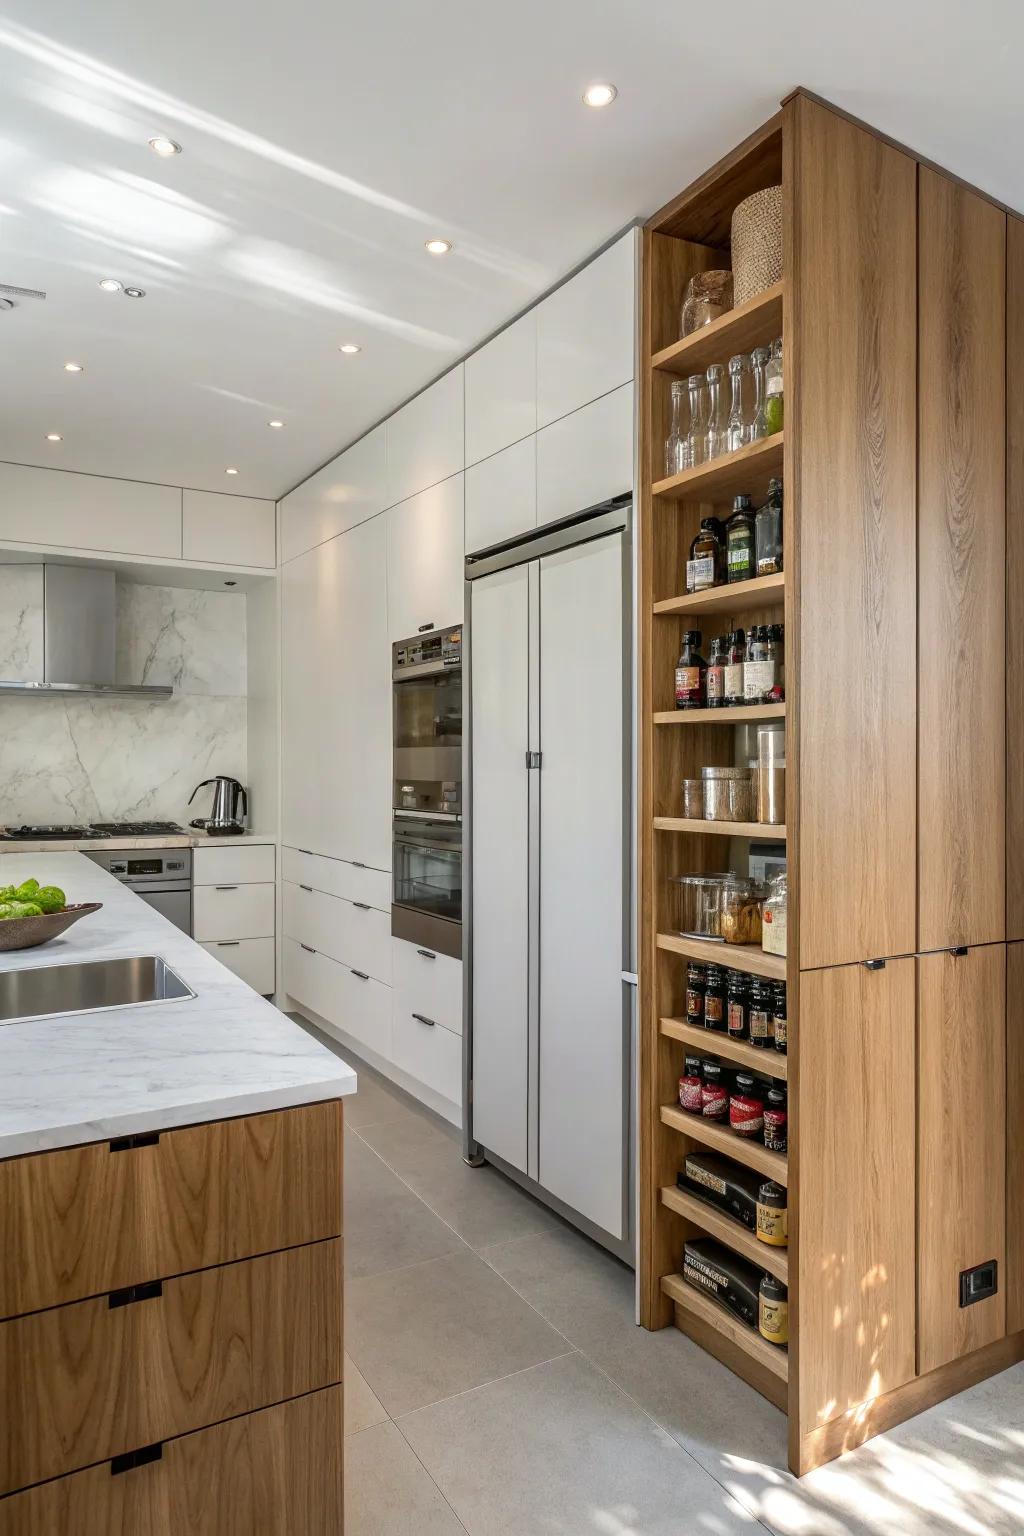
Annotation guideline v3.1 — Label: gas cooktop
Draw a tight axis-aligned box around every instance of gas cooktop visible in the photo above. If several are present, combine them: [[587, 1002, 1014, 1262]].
[[1, 821, 186, 841]]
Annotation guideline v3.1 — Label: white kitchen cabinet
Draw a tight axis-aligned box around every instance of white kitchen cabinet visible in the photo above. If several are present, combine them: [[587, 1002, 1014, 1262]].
[[0, 463, 181, 559], [193, 883, 275, 942], [391, 1004, 462, 1106], [386, 474, 464, 639], [536, 383, 633, 529], [283, 880, 392, 985], [465, 312, 537, 466], [281, 846, 390, 908], [392, 937, 462, 1035], [201, 937, 275, 995], [386, 368, 464, 507], [465, 437, 536, 556], [279, 425, 386, 564], [182, 490, 276, 568], [283, 938, 392, 1060], [280, 542, 325, 856], [193, 843, 275, 887], [536, 232, 636, 429]]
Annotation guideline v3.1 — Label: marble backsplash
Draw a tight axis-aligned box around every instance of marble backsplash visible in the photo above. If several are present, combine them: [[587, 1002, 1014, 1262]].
[[0, 567, 246, 826]]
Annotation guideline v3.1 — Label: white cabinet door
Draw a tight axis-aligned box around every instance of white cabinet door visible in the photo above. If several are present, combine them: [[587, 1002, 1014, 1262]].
[[465, 437, 536, 556], [469, 562, 531, 1174], [283, 880, 392, 985], [279, 426, 386, 563], [280, 542, 324, 854], [193, 844, 275, 886], [536, 232, 636, 428], [282, 846, 391, 906], [386, 368, 464, 506], [536, 384, 633, 529], [465, 312, 537, 466], [0, 464, 181, 558], [193, 883, 276, 942], [391, 1004, 462, 1105], [538, 533, 626, 1240], [182, 491, 276, 568], [392, 937, 462, 1035], [201, 937, 275, 995], [386, 474, 464, 639]]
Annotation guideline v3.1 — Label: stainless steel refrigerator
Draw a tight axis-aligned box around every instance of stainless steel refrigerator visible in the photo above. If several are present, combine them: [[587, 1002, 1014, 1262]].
[[464, 498, 634, 1255]]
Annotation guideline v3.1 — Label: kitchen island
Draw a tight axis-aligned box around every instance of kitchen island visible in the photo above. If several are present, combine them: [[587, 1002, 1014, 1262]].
[[0, 852, 353, 1532]]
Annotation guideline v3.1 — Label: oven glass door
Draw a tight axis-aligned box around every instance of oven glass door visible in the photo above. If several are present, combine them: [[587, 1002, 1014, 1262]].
[[393, 817, 462, 925], [393, 669, 462, 814]]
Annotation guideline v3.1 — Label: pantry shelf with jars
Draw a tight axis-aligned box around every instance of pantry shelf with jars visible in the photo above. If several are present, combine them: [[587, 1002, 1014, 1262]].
[[661, 1273, 789, 1382], [653, 817, 786, 840], [661, 1185, 789, 1284], [652, 279, 785, 377], [660, 1015, 789, 1081], [653, 431, 783, 503], [653, 570, 785, 618]]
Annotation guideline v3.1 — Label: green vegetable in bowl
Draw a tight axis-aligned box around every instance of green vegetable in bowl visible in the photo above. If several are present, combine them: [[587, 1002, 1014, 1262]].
[[0, 886, 14, 902], [35, 885, 66, 914], [14, 879, 39, 900], [0, 900, 42, 918]]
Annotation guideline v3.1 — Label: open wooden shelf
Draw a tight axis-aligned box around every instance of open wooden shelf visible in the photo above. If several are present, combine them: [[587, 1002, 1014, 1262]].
[[653, 432, 784, 504], [656, 931, 787, 981], [653, 571, 785, 618], [652, 281, 784, 377], [653, 702, 785, 726], [661, 1015, 788, 1080], [661, 1271, 788, 1381], [661, 1184, 788, 1283], [661, 1102, 788, 1185], [654, 817, 786, 840]]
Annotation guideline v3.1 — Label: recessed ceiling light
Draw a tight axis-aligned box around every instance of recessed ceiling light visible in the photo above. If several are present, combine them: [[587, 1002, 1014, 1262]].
[[98, 278, 123, 293], [425, 239, 453, 255], [583, 82, 617, 107], [339, 342, 361, 354], [46, 432, 62, 442], [225, 467, 239, 476], [268, 419, 285, 429], [124, 286, 146, 299], [148, 136, 182, 157], [63, 361, 84, 373]]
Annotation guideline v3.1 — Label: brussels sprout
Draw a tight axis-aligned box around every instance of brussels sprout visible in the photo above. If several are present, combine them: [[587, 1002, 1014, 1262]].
[[34, 886, 66, 914], [14, 879, 39, 900]]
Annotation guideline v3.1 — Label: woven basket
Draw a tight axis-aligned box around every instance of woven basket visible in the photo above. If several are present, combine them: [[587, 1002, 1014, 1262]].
[[731, 185, 783, 307]]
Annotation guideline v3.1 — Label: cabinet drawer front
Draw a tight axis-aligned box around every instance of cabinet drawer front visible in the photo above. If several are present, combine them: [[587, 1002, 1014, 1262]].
[[200, 937, 275, 995], [391, 1002, 462, 1104], [282, 845, 390, 911], [0, 1240, 342, 1494], [0, 1102, 342, 1319], [192, 883, 274, 941], [284, 881, 392, 983], [284, 939, 392, 1059], [0, 1386, 344, 1536], [392, 937, 462, 1035], [193, 843, 275, 886]]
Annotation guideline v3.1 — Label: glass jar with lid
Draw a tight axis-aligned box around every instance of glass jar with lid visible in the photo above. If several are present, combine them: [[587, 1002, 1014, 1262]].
[[680, 269, 733, 336], [762, 871, 788, 957], [701, 765, 752, 822], [671, 873, 728, 938], [720, 874, 765, 945]]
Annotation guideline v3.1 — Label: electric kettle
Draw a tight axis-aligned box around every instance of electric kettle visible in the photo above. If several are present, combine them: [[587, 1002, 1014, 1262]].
[[188, 776, 248, 835]]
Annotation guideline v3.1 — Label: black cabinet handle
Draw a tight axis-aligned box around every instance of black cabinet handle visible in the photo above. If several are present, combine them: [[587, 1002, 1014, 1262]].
[[352, 969, 370, 981], [353, 901, 371, 911], [109, 1131, 160, 1152], [417, 948, 436, 960], [298, 884, 313, 892], [412, 1012, 437, 1027], [214, 885, 239, 892], [216, 940, 240, 948], [109, 1279, 162, 1309], [111, 1442, 163, 1476], [300, 943, 316, 954]]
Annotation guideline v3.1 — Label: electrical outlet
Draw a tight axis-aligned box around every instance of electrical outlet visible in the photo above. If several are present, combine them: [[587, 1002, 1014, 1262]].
[[959, 1260, 998, 1308]]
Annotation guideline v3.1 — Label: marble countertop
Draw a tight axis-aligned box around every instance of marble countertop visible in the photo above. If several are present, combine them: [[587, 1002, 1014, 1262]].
[[0, 852, 356, 1159], [0, 831, 277, 852]]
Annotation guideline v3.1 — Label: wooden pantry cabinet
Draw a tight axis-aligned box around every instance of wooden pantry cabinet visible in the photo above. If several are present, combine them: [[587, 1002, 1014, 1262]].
[[0, 1101, 344, 1532], [639, 89, 1024, 1478]]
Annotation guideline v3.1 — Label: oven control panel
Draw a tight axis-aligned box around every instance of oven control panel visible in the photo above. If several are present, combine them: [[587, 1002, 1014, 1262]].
[[393, 627, 462, 675]]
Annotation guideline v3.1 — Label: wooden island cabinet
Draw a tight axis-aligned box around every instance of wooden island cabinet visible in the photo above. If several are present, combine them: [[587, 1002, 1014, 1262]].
[[0, 1101, 344, 1532], [639, 88, 1024, 1475]]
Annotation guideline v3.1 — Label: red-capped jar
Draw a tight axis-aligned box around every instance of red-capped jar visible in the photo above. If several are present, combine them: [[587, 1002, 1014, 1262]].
[[764, 1085, 788, 1152], [700, 1060, 729, 1121], [729, 1073, 765, 1138], [678, 1055, 704, 1114]]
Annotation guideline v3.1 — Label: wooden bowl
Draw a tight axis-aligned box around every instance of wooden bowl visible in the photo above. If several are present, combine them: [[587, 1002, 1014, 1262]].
[[0, 903, 103, 952]]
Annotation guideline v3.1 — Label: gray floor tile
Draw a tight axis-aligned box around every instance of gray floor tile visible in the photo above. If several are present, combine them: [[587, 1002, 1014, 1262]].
[[345, 1353, 389, 1435], [400, 1349, 766, 1536], [345, 1422, 468, 1535], [356, 1107, 463, 1168], [346, 1247, 572, 1417], [345, 1133, 467, 1280]]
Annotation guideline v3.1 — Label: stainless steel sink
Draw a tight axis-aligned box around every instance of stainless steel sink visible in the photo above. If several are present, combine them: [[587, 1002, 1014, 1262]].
[[0, 955, 195, 1025]]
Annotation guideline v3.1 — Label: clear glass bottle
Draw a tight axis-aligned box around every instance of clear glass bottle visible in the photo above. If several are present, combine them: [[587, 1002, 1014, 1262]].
[[705, 363, 728, 460], [762, 871, 788, 957], [755, 477, 784, 575], [686, 517, 724, 592], [684, 374, 707, 468], [724, 628, 746, 706], [748, 346, 770, 442], [764, 338, 784, 435], [665, 379, 687, 477], [726, 353, 748, 454]]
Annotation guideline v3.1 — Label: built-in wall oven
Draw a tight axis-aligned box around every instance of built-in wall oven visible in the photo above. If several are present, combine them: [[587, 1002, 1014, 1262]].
[[392, 626, 462, 959]]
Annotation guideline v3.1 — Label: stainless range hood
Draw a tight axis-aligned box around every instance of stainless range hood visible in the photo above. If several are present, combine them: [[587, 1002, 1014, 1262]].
[[0, 566, 172, 698]]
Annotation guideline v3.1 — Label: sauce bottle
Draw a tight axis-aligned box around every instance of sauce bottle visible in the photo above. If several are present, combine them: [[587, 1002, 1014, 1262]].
[[726, 970, 749, 1041], [674, 630, 706, 710], [706, 636, 726, 708], [748, 978, 772, 1049], [686, 519, 724, 592], [725, 495, 756, 584], [724, 628, 746, 707]]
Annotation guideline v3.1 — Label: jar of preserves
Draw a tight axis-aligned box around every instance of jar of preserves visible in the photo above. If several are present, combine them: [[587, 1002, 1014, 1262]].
[[762, 872, 788, 957], [729, 1072, 765, 1138], [678, 1055, 704, 1114], [674, 630, 706, 710], [720, 875, 764, 945], [700, 1059, 729, 1120], [755, 477, 783, 576], [725, 495, 756, 584], [685, 961, 706, 1025], [686, 518, 723, 592], [748, 977, 772, 1049], [756, 1180, 788, 1247], [703, 964, 727, 1032], [764, 1085, 788, 1152], [726, 970, 749, 1041], [772, 981, 787, 1054]]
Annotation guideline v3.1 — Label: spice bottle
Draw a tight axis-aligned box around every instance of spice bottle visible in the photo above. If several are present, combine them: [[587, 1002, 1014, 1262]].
[[755, 478, 784, 576], [759, 1274, 788, 1346], [678, 1055, 704, 1115], [674, 630, 706, 710], [772, 982, 787, 1054], [748, 978, 772, 1049], [705, 635, 726, 708], [726, 970, 749, 1041], [764, 338, 784, 435], [725, 495, 756, 585], [687, 519, 723, 593], [685, 962, 706, 1026], [700, 1059, 729, 1121], [730, 1072, 765, 1138], [703, 963, 726, 1032], [724, 628, 746, 707], [726, 353, 748, 454], [705, 362, 728, 460], [764, 1085, 788, 1153], [756, 1181, 788, 1247]]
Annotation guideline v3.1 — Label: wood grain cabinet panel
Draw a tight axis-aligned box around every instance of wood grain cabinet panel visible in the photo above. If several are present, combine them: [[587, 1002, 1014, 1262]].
[[797, 958, 917, 1440], [1008, 942, 1024, 1333], [0, 1102, 342, 1319], [917, 946, 1006, 1375], [0, 1240, 342, 1494], [918, 170, 1006, 951], [0, 1386, 344, 1536], [1008, 219, 1024, 941], [792, 96, 918, 969]]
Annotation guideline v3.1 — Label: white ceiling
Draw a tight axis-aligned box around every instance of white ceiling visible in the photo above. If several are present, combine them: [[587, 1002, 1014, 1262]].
[[0, 1, 1019, 500]]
